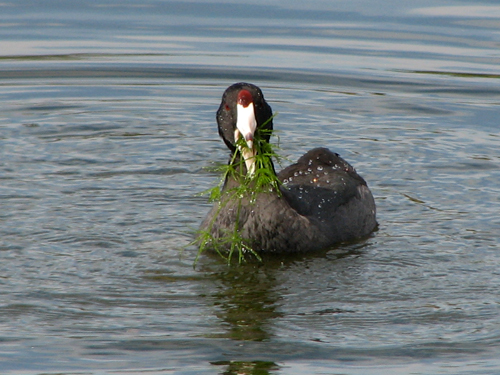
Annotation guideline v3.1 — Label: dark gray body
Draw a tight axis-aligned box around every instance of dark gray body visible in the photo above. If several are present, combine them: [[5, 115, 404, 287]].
[[200, 147, 377, 253]]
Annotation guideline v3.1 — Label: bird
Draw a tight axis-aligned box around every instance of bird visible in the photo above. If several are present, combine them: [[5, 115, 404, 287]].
[[199, 82, 376, 254]]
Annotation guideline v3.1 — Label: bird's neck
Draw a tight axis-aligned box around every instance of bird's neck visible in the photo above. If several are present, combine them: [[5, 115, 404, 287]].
[[223, 151, 278, 194]]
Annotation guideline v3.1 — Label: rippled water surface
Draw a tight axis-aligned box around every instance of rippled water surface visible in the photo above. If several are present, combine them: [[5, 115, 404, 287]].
[[1, 1, 500, 374]]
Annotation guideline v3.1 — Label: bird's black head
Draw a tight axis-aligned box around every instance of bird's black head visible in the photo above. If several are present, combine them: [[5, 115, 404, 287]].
[[216, 82, 274, 154]]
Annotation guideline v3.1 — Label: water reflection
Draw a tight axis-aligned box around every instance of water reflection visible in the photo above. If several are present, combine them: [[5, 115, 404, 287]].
[[202, 260, 283, 341], [200, 244, 369, 341], [211, 360, 280, 375], [199, 246, 369, 374]]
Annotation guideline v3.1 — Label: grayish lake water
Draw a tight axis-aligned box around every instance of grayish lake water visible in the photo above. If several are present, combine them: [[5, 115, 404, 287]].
[[1, 1, 500, 374]]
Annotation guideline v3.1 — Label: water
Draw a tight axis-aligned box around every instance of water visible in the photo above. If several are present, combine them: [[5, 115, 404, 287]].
[[1, 1, 500, 374]]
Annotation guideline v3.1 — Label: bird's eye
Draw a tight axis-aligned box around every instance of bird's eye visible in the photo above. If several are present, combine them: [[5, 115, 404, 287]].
[[224, 104, 230, 111]]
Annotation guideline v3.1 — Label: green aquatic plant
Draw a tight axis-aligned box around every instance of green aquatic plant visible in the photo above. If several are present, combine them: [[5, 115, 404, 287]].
[[195, 116, 283, 264]]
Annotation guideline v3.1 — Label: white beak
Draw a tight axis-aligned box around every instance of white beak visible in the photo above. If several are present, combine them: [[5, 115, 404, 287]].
[[235, 102, 257, 175]]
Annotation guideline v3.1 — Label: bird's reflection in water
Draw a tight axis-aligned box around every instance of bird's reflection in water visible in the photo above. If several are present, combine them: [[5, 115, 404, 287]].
[[200, 246, 367, 374], [203, 258, 284, 342], [211, 360, 280, 375], [200, 257, 287, 374]]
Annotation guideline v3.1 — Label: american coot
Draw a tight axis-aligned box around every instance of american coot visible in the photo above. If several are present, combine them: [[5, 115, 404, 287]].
[[199, 82, 376, 255]]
